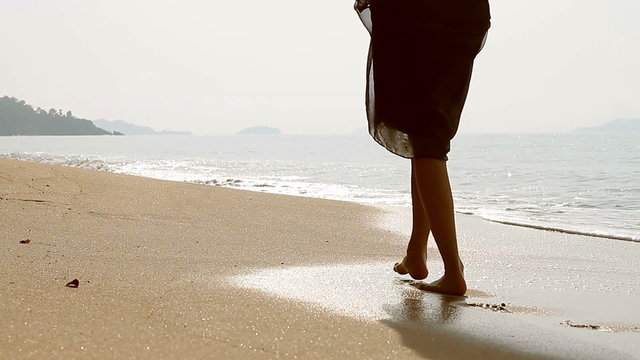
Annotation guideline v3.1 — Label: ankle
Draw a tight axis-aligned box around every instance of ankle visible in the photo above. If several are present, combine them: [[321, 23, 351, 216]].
[[406, 247, 426, 258], [406, 239, 426, 253], [443, 261, 464, 278]]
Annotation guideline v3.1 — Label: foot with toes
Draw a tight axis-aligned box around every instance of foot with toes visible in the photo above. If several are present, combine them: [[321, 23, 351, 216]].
[[395, 255, 467, 296], [393, 251, 428, 280], [415, 274, 467, 296]]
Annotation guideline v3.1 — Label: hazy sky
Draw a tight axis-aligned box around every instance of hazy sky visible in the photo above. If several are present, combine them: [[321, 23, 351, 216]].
[[1, 0, 639, 135]]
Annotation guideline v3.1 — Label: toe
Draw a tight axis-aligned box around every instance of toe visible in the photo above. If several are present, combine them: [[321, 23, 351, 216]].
[[393, 262, 408, 275]]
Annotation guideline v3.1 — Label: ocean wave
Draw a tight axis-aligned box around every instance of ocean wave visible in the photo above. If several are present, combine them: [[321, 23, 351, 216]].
[[483, 218, 639, 243], [191, 178, 244, 186], [461, 208, 640, 242], [4, 152, 122, 172], [187, 176, 409, 206], [3, 146, 638, 242]]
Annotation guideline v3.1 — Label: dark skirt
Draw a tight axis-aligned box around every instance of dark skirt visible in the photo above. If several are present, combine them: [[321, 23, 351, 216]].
[[355, 0, 491, 160]]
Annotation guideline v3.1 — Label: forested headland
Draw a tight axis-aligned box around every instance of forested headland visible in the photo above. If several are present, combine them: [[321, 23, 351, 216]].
[[0, 96, 118, 136]]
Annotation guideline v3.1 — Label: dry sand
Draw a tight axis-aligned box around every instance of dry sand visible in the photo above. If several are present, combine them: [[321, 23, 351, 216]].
[[1, 157, 639, 359]]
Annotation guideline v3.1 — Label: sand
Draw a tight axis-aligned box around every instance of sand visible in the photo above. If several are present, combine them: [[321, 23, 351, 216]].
[[1, 157, 639, 359]]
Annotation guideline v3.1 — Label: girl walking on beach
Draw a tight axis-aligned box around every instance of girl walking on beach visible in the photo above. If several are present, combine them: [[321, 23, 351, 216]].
[[355, 0, 490, 296]]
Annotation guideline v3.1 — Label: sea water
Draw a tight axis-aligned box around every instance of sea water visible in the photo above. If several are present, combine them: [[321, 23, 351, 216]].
[[1, 133, 638, 241]]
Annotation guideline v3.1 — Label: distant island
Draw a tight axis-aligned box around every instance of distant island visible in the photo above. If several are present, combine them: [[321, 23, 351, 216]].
[[0, 96, 117, 136], [238, 126, 281, 135], [573, 119, 640, 133], [93, 119, 191, 135]]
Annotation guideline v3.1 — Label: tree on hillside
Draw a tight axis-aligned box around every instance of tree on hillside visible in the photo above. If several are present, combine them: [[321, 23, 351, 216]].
[[0, 96, 115, 136]]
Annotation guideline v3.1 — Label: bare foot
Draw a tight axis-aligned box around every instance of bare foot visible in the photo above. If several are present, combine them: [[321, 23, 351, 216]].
[[393, 252, 428, 280], [416, 274, 467, 296]]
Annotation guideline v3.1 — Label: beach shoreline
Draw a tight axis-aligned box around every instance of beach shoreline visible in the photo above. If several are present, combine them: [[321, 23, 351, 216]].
[[1, 157, 639, 359], [2, 133, 638, 243]]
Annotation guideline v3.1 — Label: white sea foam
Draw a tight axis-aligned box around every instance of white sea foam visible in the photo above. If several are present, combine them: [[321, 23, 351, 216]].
[[2, 133, 638, 241]]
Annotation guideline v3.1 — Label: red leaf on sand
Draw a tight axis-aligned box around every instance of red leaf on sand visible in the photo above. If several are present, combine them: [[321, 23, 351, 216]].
[[19, 239, 31, 244], [66, 279, 80, 288]]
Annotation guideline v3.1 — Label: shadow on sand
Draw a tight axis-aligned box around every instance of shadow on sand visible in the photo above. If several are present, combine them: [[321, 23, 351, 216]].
[[380, 281, 561, 360], [234, 263, 629, 360]]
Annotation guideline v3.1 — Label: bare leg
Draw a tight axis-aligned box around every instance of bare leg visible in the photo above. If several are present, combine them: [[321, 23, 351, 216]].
[[393, 164, 430, 280], [411, 158, 466, 296]]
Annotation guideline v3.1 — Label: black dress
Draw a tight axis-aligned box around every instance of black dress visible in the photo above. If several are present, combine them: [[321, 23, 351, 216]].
[[355, 0, 491, 160]]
